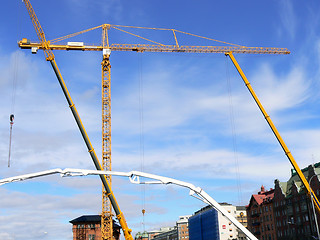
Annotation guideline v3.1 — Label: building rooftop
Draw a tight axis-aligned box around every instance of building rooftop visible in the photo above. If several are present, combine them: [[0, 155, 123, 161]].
[[275, 162, 320, 197], [247, 186, 274, 209], [177, 215, 191, 224], [70, 215, 101, 224], [69, 215, 121, 228], [135, 231, 148, 238], [236, 206, 246, 211]]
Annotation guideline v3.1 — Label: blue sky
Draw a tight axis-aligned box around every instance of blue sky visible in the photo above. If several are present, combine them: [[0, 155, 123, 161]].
[[1, 0, 320, 239]]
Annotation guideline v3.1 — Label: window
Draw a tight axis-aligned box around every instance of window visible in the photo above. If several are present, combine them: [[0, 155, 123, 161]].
[[297, 216, 301, 224], [307, 225, 311, 233], [290, 216, 294, 224], [89, 235, 95, 240]]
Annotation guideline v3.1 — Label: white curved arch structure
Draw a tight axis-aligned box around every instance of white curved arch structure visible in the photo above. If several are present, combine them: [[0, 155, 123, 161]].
[[0, 168, 257, 240]]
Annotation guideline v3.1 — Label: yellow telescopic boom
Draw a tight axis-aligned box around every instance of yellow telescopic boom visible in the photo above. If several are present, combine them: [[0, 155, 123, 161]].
[[226, 51, 320, 215]]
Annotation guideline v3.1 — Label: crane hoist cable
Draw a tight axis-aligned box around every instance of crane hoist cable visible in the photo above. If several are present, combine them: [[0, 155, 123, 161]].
[[8, 1, 23, 168], [8, 52, 20, 168], [139, 52, 146, 231], [8, 114, 15, 168], [225, 56, 242, 204], [9, 53, 20, 168]]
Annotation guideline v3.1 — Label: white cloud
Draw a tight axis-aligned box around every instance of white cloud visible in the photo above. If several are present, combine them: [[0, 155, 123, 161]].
[[278, 0, 296, 39], [251, 64, 309, 112], [0, 188, 91, 240], [66, 0, 123, 23]]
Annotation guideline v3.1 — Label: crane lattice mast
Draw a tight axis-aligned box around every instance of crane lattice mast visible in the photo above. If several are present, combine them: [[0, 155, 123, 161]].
[[101, 25, 113, 239]]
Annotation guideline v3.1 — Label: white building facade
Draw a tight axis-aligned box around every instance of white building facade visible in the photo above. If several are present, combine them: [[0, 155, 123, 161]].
[[218, 203, 247, 240]]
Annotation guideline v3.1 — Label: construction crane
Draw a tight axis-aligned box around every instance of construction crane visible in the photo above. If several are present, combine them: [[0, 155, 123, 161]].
[[20, 1, 131, 240], [18, 1, 320, 239]]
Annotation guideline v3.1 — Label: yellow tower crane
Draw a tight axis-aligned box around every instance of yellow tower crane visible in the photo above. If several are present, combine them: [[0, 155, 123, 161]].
[[20, 1, 130, 240], [19, 1, 320, 239]]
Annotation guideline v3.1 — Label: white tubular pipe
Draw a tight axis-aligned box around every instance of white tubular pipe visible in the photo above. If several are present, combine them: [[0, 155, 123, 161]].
[[0, 168, 63, 186], [0, 168, 257, 240]]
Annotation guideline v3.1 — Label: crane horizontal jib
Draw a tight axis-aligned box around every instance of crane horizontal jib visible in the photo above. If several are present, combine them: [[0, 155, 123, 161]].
[[19, 39, 290, 54]]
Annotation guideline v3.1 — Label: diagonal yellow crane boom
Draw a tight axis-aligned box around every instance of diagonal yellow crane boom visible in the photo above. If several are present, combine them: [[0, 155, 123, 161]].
[[19, 3, 320, 240], [21, 1, 130, 240]]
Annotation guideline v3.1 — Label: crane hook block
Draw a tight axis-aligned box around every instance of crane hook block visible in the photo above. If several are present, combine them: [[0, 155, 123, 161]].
[[142, 209, 145, 215], [10, 114, 14, 123]]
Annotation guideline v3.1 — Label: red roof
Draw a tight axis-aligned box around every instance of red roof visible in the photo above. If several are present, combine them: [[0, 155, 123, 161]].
[[247, 186, 274, 208], [252, 191, 274, 205]]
